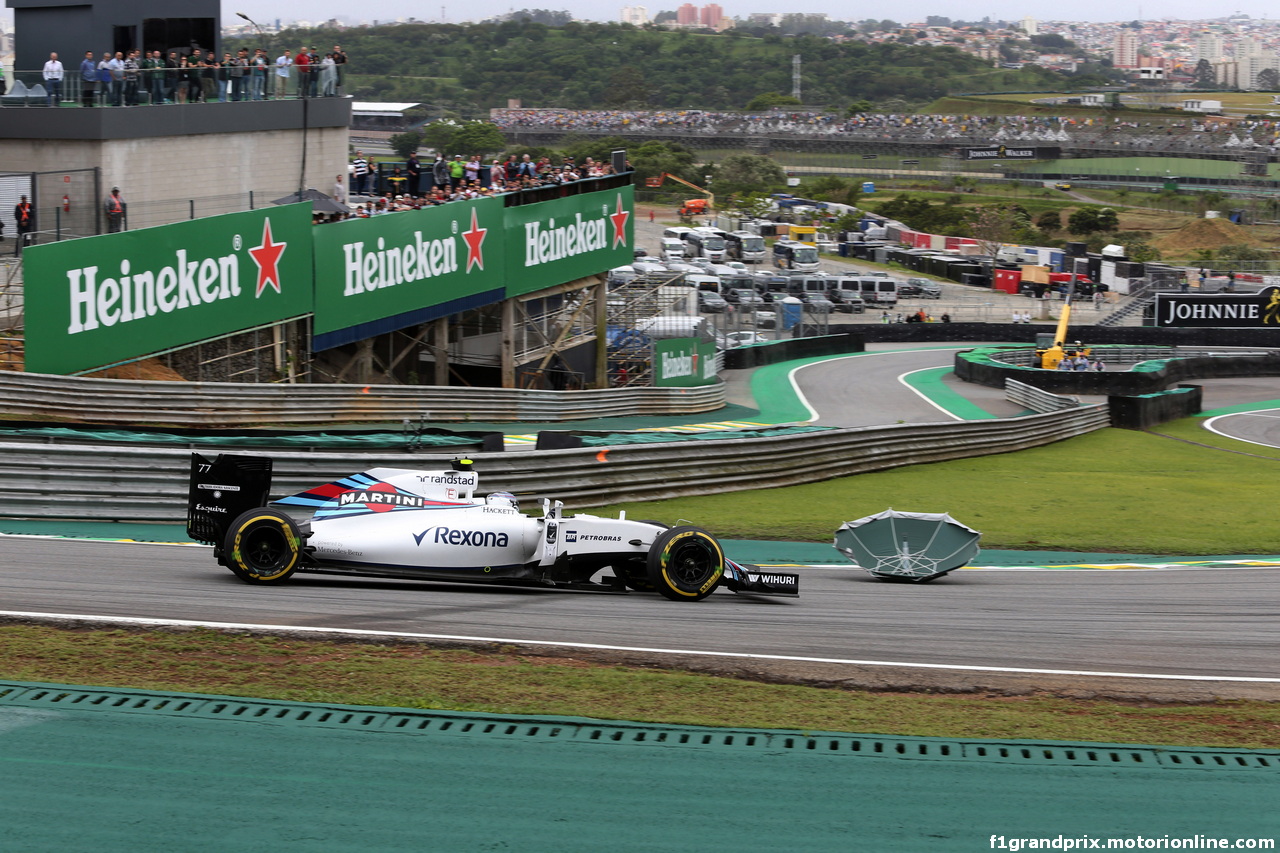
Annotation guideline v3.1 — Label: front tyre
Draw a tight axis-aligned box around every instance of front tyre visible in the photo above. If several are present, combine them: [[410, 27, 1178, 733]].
[[222, 508, 301, 584], [646, 526, 724, 602]]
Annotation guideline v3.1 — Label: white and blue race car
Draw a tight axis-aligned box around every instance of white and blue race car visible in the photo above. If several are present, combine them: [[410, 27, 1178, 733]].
[[187, 453, 798, 602]]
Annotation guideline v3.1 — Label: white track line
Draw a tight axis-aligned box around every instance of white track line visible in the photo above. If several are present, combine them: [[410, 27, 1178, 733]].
[[1203, 409, 1280, 450], [3, 609, 1277, 684], [786, 348, 966, 424]]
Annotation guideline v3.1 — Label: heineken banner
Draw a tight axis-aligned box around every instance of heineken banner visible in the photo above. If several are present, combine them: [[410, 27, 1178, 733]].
[[312, 197, 506, 351], [24, 205, 313, 375], [653, 338, 717, 387], [504, 185, 634, 298], [1154, 287, 1280, 327]]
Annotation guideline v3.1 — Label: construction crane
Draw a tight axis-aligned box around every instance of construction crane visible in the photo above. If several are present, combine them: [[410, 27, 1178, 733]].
[[644, 173, 714, 219]]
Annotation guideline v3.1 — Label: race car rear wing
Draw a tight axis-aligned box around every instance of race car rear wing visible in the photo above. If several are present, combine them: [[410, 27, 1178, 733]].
[[186, 453, 273, 545]]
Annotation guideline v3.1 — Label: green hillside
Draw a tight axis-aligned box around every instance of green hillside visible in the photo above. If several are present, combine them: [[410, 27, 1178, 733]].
[[251, 21, 1064, 114]]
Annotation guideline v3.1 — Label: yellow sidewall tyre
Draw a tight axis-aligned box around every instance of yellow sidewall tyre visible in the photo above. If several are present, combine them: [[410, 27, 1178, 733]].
[[646, 526, 724, 602], [223, 508, 301, 584]]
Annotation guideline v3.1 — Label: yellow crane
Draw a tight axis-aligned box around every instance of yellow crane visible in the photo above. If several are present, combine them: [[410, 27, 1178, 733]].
[[644, 173, 714, 218]]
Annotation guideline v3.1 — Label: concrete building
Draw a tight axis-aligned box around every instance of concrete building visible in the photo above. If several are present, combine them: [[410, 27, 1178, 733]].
[[700, 3, 723, 28], [619, 5, 649, 25], [676, 3, 698, 26], [1193, 31, 1224, 64], [1021, 17, 1038, 36], [1113, 31, 1140, 69]]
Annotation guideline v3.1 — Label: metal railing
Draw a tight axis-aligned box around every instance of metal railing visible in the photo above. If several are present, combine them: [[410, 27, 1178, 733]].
[[1005, 379, 1079, 412], [3, 63, 350, 107], [0, 370, 727, 427], [0, 404, 1110, 521]]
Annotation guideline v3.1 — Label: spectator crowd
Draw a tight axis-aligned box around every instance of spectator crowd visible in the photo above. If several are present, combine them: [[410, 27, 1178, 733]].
[[331, 150, 627, 220], [34, 44, 350, 106]]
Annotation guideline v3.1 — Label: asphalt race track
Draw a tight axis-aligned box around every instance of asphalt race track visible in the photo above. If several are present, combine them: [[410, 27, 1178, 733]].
[[6, 346, 1280, 700]]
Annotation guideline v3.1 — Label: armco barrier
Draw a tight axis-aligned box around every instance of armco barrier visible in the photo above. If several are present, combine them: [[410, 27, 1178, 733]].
[[0, 406, 1109, 522], [0, 372, 726, 427]]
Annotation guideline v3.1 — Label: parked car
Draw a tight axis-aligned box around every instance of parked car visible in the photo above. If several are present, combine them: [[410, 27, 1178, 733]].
[[801, 293, 835, 314], [901, 278, 942, 299], [718, 331, 769, 348], [725, 288, 765, 307], [698, 290, 729, 313], [828, 288, 867, 314]]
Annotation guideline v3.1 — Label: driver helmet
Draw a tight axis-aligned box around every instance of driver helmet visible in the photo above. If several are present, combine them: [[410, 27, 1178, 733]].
[[487, 491, 519, 510]]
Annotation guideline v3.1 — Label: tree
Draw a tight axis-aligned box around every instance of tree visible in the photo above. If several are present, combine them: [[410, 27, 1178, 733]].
[[1035, 210, 1062, 235], [745, 91, 802, 111], [421, 120, 460, 156], [1257, 68, 1280, 91], [965, 204, 1028, 259], [711, 153, 787, 196], [388, 130, 424, 159], [1194, 58, 1217, 89], [1067, 206, 1117, 235], [449, 121, 508, 157]]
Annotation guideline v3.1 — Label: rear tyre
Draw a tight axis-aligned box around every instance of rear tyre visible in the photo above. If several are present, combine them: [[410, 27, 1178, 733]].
[[222, 508, 301, 584], [646, 526, 724, 602]]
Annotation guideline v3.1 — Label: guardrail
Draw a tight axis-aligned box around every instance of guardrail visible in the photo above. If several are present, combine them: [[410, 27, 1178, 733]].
[[0, 405, 1109, 522], [0, 371, 726, 427], [1005, 379, 1079, 413]]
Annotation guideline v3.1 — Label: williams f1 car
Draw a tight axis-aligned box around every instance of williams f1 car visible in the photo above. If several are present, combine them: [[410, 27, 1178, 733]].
[[186, 453, 798, 602]]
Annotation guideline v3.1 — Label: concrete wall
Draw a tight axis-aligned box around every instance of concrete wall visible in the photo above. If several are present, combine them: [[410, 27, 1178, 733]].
[[0, 127, 346, 202]]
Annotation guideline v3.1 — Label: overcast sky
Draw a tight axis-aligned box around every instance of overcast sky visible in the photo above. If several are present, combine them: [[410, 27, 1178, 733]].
[[3, 2, 1272, 32], [212, 2, 1270, 27]]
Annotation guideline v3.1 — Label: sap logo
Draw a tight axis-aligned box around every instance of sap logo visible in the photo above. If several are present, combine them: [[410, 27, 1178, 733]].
[[412, 526, 510, 548]]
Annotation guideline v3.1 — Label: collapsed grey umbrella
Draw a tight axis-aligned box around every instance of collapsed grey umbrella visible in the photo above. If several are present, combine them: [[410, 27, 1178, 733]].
[[834, 509, 981, 582], [271, 188, 349, 215]]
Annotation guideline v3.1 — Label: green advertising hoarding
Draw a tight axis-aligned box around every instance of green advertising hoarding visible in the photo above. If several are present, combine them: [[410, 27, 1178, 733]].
[[653, 338, 718, 387], [23, 205, 314, 375], [312, 197, 506, 351], [504, 185, 634, 298]]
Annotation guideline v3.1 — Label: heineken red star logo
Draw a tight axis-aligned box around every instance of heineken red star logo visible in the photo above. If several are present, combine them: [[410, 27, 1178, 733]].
[[462, 208, 487, 273], [609, 194, 630, 249], [248, 218, 286, 297]]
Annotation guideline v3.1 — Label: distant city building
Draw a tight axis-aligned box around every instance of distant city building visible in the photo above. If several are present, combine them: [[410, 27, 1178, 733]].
[[1193, 31, 1224, 64], [1113, 31, 1140, 69], [620, 5, 649, 25], [676, 3, 698, 25], [700, 3, 723, 28], [1021, 17, 1038, 36]]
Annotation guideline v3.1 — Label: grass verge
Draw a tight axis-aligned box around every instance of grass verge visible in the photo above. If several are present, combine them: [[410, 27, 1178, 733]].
[[581, 425, 1280, 555], [3, 624, 1278, 748]]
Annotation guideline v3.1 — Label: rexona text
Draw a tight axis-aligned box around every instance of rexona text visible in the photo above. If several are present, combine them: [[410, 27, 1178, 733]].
[[524, 212, 607, 267], [342, 231, 459, 295], [67, 252, 240, 334]]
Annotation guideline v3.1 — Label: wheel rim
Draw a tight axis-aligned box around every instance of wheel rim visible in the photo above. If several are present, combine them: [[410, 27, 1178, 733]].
[[668, 539, 718, 588], [242, 525, 290, 572]]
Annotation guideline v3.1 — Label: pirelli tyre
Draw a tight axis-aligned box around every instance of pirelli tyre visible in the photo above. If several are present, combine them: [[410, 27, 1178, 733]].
[[646, 526, 724, 602], [222, 508, 302, 584]]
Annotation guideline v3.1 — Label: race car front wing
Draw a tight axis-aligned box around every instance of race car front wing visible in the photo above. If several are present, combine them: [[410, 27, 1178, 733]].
[[722, 559, 799, 597]]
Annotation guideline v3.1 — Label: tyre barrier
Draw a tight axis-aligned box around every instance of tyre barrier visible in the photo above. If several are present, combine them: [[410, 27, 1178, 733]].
[[0, 406, 1109, 522], [957, 345, 1280, 396]]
